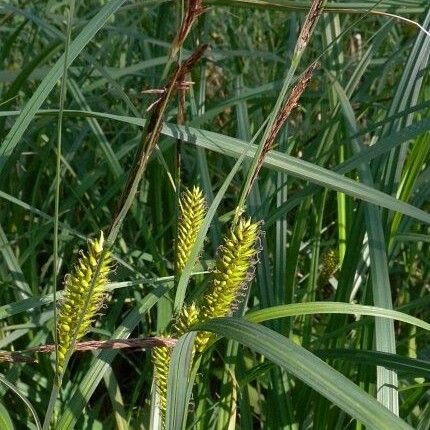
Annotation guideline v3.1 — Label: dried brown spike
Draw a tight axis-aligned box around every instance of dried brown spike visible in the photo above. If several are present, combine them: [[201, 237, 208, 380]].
[[171, 0, 206, 57], [296, 0, 325, 55], [249, 61, 318, 189]]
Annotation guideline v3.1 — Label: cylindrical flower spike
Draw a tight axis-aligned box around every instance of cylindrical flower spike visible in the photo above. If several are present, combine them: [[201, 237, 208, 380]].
[[152, 217, 260, 423], [152, 185, 205, 421], [195, 217, 260, 351], [57, 232, 112, 375], [171, 303, 199, 337], [318, 249, 339, 287], [152, 344, 171, 413], [152, 297, 200, 417], [175, 186, 206, 276]]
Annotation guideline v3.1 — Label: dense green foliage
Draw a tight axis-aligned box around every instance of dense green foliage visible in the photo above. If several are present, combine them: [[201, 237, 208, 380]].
[[0, 1, 429, 429]]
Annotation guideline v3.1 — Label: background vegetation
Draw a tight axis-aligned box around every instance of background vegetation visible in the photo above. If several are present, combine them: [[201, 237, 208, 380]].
[[0, 0, 429, 428]]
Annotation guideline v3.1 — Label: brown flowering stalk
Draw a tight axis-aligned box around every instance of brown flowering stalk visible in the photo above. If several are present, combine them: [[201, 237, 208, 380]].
[[0, 337, 176, 364], [248, 62, 317, 190], [171, 0, 206, 58]]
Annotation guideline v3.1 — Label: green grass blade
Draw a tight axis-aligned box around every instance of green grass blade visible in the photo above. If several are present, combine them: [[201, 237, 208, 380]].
[[0, 0, 127, 174], [331, 75, 399, 412], [315, 349, 430, 378], [246, 302, 430, 332], [165, 332, 197, 430], [0, 223, 32, 299], [4, 107, 429, 224], [0, 374, 42, 430], [0, 401, 13, 430], [103, 368, 129, 430], [206, 0, 427, 15], [194, 318, 412, 430]]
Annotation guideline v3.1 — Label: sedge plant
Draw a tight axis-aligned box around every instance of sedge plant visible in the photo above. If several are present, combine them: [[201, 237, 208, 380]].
[[43, 232, 112, 429], [3, 1, 430, 428], [152, 186, 261, 422], [152, 185, 206, 417]]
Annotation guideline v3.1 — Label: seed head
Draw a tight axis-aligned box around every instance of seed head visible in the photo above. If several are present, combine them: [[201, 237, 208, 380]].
[[318, 249, 339, 287], [152, 344, 171, 414], [195, 218, 260, 351], [152, 303, 199, 419], [176, 186, 206, 276], [172, 303, 199, 337], [57, 232, 112, 375]]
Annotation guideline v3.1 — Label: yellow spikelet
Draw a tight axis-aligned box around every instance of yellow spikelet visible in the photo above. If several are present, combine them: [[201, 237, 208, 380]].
[[57, 232, 112, 375], [176, 186, 206, 276], [152, 303, 199, 418], [172, 303, 199, 336], [152, 344, 171, 413], [195, 217, 260, 352], [318, 249, 339, 287]]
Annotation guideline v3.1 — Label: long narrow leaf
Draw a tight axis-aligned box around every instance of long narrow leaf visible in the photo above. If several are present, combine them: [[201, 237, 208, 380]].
[[194, 318, 412, 430]]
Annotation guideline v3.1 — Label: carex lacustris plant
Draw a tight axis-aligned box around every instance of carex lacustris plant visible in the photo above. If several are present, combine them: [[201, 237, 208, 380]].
[[152, 186, 206, 417], [43, 232, 112, 430], [56, 231, 112, 375], [152, 198, 261, 421]]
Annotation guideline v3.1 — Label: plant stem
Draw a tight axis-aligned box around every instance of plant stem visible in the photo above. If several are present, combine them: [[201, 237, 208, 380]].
[[42, 383, 61, 430], [45, 1, 75, 428]]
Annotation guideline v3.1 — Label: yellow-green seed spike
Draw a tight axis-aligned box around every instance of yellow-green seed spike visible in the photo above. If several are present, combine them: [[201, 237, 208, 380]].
[[56, 231, 112, 375], [175, 186, 206, 276], [152, 344, 171, 415], [318, 249, 339, 288], [171, 303, 199, 337], [152, 303, 199, 420], [152, 218, 259, 422], [195, 217, 260, 352]]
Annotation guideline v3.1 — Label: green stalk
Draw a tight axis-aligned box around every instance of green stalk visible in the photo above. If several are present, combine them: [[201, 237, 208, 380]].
[[43, 384, 61, 430], [43, 1, 75, 428], [322, 12, 347, 262]]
